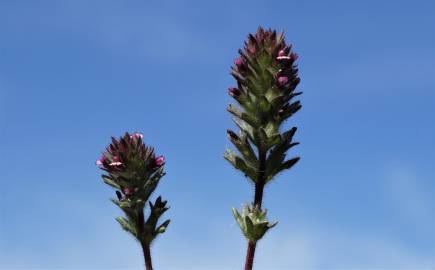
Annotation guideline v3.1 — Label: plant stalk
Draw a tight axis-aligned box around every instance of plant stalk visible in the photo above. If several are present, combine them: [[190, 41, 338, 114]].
[[244, 146, 267, 270], [141, 242, 153, 270], [137, 208, 153, 270], [244, 240, 256, 270]]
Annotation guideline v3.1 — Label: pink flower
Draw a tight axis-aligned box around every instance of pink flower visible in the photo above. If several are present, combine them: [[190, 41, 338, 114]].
[[277, 76, 288, 86], [130, 133, 143, 139], [96, 155, 105, 167], [277, 55, 291, 60], [276, 50, 298, 61], [122, 187, 134, 196], [234, 58, 243, 67], [109, 156, 122, 166], [155, 155, 165, 166], [109, 162, 123, 166], [276, 50, 291, 60]]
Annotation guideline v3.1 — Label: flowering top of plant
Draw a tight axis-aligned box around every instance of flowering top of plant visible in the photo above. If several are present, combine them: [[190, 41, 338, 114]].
[[225, 26, 301, 186], [97, 132, 169, 259], [97, 132, 165, 202]]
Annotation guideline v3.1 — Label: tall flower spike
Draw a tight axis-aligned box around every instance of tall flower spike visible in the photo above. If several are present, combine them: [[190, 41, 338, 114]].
[[97, 132, 169, 270], [224, 27, 302, 270]]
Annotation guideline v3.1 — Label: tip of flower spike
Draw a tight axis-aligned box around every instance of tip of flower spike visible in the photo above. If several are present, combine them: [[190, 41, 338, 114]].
[[278, 50, 286, 57], [130, 133, 143, 139], [155, 155, 165, 166]]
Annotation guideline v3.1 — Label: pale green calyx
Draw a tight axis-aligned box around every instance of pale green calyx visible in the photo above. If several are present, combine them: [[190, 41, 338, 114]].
[[232, 204, 278, 242]]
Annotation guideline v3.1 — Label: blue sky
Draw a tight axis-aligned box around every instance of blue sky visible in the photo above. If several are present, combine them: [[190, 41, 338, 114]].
[[0, 0, 434, 269]]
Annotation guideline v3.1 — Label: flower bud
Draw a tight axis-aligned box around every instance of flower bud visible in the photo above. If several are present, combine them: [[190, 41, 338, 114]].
[[278, 50, 286, 57], [109, 156, 122, 166], [228, 87, 241, 97], [122, 187, 134, 196], [234, 58, 243, 67], [130, 133, 143, 140], [109, 162, 122, 167], [277, 76, 288, 87], [155, 155, 165, 166], [96, 155, 105, 167]]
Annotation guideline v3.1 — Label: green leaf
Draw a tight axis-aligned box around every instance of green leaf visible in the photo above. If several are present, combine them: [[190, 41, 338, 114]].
[[156, 219, 171, 234], [224, 149, 257, 182], [115, 217, 137, 238], [231, 69, 245, 82], [267, 157, 300, 181], [279, 157, 300, 170], [244, 215, 254, 239], [233, 118, 255, 144], [265, 128, 299, 182], [278, 101, 302, 124], [232, 207, 243, 226], [227, 130, 258, 167], [258, 96, 270, 114], [227, 105, 259, 128], [102, 175, 120, 189]]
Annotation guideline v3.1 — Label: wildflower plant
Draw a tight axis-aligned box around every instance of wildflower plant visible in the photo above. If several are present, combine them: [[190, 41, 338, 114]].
[[224, 27, 301, 269], [96, 132, 169, 270]]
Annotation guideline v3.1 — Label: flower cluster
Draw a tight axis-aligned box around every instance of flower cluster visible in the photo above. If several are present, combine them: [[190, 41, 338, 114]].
[[228, 27, 301, 137], [97, 132, 165, 200], [225, 27, 301, 185], [96, 132, 169, 248]]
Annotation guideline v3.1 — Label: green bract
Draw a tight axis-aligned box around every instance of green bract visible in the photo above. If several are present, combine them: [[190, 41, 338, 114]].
[[232, 204, 278, 242]]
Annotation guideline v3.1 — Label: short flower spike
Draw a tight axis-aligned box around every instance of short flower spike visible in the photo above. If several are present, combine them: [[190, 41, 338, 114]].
[[97, 132, 169, 270]]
